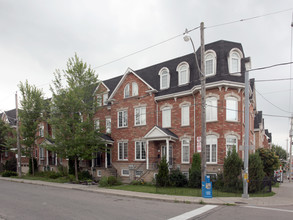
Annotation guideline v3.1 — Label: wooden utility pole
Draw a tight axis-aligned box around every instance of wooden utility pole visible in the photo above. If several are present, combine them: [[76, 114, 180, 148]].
[[15, 92, 22, 177]]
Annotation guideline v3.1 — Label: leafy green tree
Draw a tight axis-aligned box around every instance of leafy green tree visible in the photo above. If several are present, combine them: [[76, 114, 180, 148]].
[[256, 148, 280, 178], [19, 80, 44, 176], [249, 153, 265, 193], [272, 144, 287, 161], [49, 54, 103, 181], [223, 147, 243, 192], [189, 153, 201, 188], [156, 157, 169, 187], [0, 120, 10, 161]]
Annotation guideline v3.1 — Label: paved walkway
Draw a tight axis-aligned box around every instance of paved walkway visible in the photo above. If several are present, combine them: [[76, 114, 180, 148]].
[[1, 177, 292, 206]]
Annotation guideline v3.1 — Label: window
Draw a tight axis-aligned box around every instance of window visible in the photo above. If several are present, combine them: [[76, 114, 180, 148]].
[[228, 49, 243, 74], [135, 141, 146, 160], [118, 110, 128, 128], [177, 63, 189, 85], [97, 95, 102, 106], [97, 170, 102, 177], [136, 170, 143, 177], [94, 119, 100, 130], [206, 97, 217, 122], [226, 135, 238, 155], [132, 82, 138, 96], [182, 172, 189, 180], [121, 169, 130, 176], [159, 68, 170, 90], [124, 84, 130, 98], [162, 107, 171, 128], [135, 107, 146, 126], [205, 51, 216, 77], [181, 139, 190, 163], [118, 142, 128, 160], [39, 125, 44, 137], [103, 93, 108, 106], [39, 147, 44, 160], [181, 104, 190, 126], [226, 97, 238, 121], [206, 135, 217, 163], [106, 118, 111, 133]]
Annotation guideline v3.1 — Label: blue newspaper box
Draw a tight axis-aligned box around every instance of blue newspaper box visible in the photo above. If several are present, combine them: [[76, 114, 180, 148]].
[[202, 175, 213, 198]]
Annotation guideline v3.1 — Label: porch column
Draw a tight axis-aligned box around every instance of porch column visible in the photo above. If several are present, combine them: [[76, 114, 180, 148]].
[[91, 153, 95, 168], [46, 150, 49, 166], [55, 153, 58, 166], [166, 139, 169, 164], [105, 144, 108, 169], [146, 140, 149, 170]]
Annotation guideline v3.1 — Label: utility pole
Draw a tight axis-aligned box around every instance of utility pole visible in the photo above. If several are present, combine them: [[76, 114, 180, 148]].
[[200, 22, 206, 183], [15, 92, 22, 177], [289, 115, 293, 183], [243, 57, 251, 198]]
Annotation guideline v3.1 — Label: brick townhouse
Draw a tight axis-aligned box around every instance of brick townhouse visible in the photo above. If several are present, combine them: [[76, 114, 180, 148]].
[[2, 39, 272, 181]]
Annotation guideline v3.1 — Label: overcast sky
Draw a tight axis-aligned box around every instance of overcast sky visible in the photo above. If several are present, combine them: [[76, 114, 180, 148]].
[[1, 0, 293, 150]]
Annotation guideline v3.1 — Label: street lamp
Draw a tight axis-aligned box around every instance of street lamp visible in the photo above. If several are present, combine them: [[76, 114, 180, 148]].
[[184, 23, 207, 186]]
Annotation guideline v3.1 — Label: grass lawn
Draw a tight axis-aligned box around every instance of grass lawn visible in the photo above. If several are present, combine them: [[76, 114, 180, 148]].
[[107, 184, 275, 197], [12, 175, 70, 183]]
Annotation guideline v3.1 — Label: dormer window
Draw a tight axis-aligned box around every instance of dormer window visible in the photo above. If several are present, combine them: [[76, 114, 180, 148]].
[[228, 48, 243, 75], [205, 50, 216, 77], [176, 62, 190, 86], [158, 67, 170, 90], [132, 82, 138, 96], [124, 83, 130, 98], [103, 93, 108, 105]]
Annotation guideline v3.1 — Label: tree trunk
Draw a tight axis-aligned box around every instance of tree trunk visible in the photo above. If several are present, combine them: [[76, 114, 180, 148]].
[[74, 156, 78, 182], [31, 152, 35, 176]]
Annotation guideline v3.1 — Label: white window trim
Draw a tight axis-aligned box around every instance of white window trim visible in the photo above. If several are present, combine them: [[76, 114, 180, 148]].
[[158, 67, 170, 90], [134, 107, 146, 126], [162, 106, 171, 128], [206, 135, 217, 164], [228, 48, 243, 75], [206, 97, 218, 122], [181, 139, 190, 164], [181, 104, 190, 126], [121, 169, 130, 176], [97, 170, 102, 177], [135, 170, 143, 177], [39, 125, 44, 137], [94, 119, 100, 130], [117, 110, 128, 128], [118, 142, 128, 161], [205, 50, 217, 77], [103, 93, 108, 106], [106, 118, 111, 133], [176, 62, 190, 86], [124, 83, 130, 98], [226, 135, 238, 156], [96, 95, 102, 106], [225, 97, 238, 122], [135, 141, 146, 161], [132, 82, 138, 96]]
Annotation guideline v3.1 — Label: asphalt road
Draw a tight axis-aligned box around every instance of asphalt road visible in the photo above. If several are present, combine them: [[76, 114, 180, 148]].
[[0, 180, 203, 220]]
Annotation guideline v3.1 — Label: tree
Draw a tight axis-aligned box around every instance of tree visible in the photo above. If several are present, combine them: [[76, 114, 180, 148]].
[[223, 147, 243, 192], [49, 54, 103, 181], [0, 120, 10, 161], [156, 157, 169, 187], [256, 148, 280, 178], [19, 80, 44, 176], [189, 153, 201, 188], [249, 152, 265, 193], [272, 144, 287, 161]]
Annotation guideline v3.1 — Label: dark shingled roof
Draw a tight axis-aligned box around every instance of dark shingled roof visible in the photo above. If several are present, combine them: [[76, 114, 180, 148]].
[[102, 40, 246, 98], [100, 133, 114, 142], [254, 111, 263, 129], [265, 129, 272, 143], [0, 109, 17, 126], [156, 126, 178, 139]]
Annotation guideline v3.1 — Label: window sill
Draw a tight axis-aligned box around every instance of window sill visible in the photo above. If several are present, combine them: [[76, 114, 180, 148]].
[[118, 159, 128, 161], [181, 124, 190, 127], [206, 162, 217, 164], [117, 126, 128, 129], [134, 159, 146, 162], [226, 120, 239, 123], [181, 162, 190, 164], [206, 120, 218, 123], [178, 82, 189, 87], [134, 124, 146, 127]]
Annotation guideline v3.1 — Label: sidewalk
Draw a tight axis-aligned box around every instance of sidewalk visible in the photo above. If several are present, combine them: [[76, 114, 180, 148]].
[[1, 177, 292, 206]]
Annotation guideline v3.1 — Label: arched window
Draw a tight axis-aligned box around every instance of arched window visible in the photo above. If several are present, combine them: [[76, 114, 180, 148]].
[[226, 135, 238, 155], [206, 97, 217, 122], [226, 97, 238, 121], [206, 135, 217, 163], [205, 50, 216, 77], [228, 48, 243, 74], [176, 62, 190, 85], [159, 67, 170, 90], [124, 83, 130, 98], [132, 82, 138, 96]]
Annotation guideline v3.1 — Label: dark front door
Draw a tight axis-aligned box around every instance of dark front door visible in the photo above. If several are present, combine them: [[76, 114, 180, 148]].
[[107, 149, 111, 167]]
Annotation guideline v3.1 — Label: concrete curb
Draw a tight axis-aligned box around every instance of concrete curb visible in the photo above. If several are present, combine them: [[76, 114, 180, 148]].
[[0, 177, 288, 206]]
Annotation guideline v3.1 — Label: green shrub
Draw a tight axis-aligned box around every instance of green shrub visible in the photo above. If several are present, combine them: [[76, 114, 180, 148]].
[[2, 170, 18, 177], [4, 157, 17, 172], [78, 170, 92, 180], [213, 173, 224, 190], [99, 176, 109, 187], [131, 179, 145, 185], [48, 172, 62, 179], [108, 176, 121, 186], [189, 153, 201, 188], [169, 169, 187, 187], [57, 165, 68, 177], [249, 153, 265, 193], [156, 157, 169, 187]]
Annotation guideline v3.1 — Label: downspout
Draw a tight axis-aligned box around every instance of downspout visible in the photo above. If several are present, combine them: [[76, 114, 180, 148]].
[[155, 99, 158, 126], [192, 93, 196, 154]]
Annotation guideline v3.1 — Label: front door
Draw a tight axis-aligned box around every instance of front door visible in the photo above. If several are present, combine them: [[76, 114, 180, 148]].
[[107, 149, 111, 167]]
